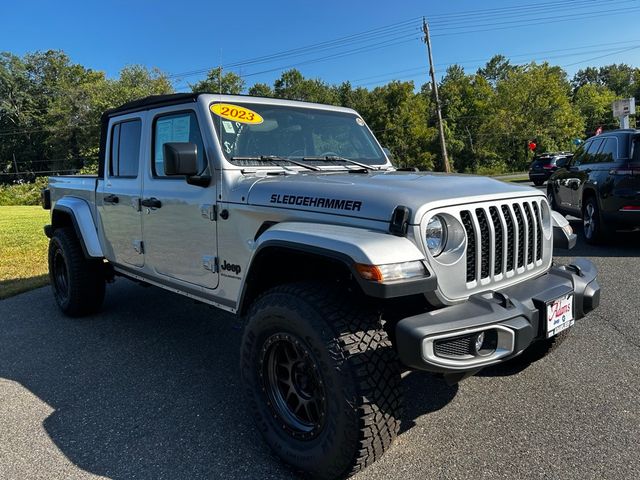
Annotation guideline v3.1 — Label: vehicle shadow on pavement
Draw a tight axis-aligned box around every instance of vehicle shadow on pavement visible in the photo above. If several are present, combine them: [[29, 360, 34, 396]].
[[399, 372, 458, 434], [0, 280, 457, 479], [0, 281, 294, 479]]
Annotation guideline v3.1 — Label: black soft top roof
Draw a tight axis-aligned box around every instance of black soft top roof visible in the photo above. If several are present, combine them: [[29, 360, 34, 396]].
[[98, 93, 202, 177], [103, 93, 200, 118]]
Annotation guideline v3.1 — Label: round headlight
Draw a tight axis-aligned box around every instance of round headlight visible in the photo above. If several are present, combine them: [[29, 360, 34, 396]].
[[426, 215, 447, 256]]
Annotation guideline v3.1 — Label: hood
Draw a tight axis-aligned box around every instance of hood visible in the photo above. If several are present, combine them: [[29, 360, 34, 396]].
[[245, 171, 545, 224]]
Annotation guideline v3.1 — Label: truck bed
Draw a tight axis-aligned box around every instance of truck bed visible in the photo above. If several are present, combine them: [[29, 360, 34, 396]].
[[49, 175, 98, 212]]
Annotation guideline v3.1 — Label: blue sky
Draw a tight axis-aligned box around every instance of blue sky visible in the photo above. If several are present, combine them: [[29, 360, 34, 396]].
[[3, 0, 640, 91]]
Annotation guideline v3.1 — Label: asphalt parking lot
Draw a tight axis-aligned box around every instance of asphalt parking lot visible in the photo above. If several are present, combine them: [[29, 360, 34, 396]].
[[1, 186, 639, 480]]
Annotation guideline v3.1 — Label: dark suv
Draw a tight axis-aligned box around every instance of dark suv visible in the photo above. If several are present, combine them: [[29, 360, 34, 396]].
[[547, 129, 640, 243], [528, 153, 572, 186]]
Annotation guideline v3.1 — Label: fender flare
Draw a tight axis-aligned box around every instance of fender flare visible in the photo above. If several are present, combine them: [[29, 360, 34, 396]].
[[51, 197, 104, 258], [238, 222, 436, 310]]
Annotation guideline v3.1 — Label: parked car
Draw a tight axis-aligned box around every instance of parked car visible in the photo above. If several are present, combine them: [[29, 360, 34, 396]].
[[42, 93, 600, 480], [528, 152, 572, 186], [547, 129, 640, 244]]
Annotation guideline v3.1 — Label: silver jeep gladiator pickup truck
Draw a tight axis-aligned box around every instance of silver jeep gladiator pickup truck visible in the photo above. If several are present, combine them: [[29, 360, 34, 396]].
[[42, 93, 600, 480]]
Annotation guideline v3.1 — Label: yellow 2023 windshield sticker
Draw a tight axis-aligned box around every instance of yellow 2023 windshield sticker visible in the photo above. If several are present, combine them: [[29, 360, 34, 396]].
[[210, 103, 263, 124]]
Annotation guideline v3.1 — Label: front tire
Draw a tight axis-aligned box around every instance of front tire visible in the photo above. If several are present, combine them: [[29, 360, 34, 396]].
[[241, 283, 402, 480], [48, 227, 106, 316]]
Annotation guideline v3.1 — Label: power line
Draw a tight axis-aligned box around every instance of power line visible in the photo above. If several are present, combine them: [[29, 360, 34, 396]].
[[352, 43, 640, 87], [167, 0, 632, 83], [427, 0, 635, 26], [431, 5, 640, 37]]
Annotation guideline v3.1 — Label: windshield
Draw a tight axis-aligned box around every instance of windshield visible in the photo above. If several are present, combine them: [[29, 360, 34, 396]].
[[210, 102, 387, 166]]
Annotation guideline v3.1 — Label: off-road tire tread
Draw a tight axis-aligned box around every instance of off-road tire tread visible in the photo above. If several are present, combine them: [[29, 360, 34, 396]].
[[245, 283, 402, 479], [48, 227, 105, 316]]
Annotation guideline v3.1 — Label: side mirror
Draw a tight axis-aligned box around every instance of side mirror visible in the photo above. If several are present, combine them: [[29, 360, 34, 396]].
[[163, 142, 199, 176]]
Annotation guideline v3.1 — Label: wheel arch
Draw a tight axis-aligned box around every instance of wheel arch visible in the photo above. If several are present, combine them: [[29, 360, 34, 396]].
[[237, 222, 432, 315], [51, 197, 103, 258], [580, 186, 600, 213]]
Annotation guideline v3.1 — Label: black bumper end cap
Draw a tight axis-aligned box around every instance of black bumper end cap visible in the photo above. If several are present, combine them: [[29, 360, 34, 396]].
[[553, 226, 576, 250]]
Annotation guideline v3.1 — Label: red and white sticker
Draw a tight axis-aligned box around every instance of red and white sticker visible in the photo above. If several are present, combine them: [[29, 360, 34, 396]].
[[546, 294, 574, 338]]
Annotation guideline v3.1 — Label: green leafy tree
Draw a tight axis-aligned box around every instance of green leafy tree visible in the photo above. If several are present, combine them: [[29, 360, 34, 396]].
[[573, 83, 616, 135], [482, 62, 584, 170], [191, 67, 244, 94], [273, 69, 338, 104], [248, 82, 273, 97], [477, 55, 517, 87]]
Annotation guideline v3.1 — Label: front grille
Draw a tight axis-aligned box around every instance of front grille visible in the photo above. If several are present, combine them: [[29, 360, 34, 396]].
[[434, 335, 473, 359], [461, 199, 545, 284]]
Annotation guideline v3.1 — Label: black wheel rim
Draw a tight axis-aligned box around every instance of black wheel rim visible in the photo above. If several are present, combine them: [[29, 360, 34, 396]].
[[260, 333, 327, 440], [584, 202, 595, 239], [53, 250, 70, 302]]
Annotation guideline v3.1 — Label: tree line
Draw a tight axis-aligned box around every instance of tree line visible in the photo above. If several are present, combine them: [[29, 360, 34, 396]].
[[1, 50, 638, 183]]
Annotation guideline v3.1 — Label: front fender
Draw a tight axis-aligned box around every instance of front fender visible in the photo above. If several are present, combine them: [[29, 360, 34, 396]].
[[250, 222, 436, 299], [52, 197, 103, 258]]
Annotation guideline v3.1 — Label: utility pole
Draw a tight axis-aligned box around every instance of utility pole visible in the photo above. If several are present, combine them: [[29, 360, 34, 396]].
[[422, 17, 451, 173]]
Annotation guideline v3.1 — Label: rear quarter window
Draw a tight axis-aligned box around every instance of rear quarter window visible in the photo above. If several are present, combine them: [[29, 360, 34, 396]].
[[109, 119, 142, 177]]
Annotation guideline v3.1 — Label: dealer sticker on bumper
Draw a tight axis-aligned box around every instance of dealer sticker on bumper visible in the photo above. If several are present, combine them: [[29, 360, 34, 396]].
[[546, 294, 574, 338]]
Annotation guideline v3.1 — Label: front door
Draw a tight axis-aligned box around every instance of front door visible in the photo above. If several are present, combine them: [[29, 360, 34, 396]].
[[141, 110, 218, 289], [99, 117, 144, 267]]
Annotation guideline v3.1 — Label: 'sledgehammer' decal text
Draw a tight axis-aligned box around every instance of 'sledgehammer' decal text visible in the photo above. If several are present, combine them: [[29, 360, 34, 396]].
[[270, 194, 362, 211]]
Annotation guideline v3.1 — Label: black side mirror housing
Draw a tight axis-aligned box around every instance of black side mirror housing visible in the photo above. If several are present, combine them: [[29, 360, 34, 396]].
[[163, 142, 199, 176]]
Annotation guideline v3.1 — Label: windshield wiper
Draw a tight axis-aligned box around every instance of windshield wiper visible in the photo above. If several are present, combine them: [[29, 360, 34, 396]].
[[231, 155, 320, 171], [301, 156, 380, 171]]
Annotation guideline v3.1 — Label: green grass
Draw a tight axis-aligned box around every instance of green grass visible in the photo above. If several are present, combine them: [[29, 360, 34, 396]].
[[0, 206, 50, 299]]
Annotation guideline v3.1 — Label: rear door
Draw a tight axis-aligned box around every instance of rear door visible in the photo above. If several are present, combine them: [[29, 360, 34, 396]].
[[141, 108, 219, 289], [98, 116, 144, 267], [555, 142, 590, 211], [568, 138, 603, 210]]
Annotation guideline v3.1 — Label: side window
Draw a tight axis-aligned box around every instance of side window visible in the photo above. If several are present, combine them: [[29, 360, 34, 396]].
[[632, 137, 640, 163], [582, 139, 603, 165], [153, 111, 207, 177], [596, 138, 617, 163], [109, 120, 142, 177], [572, 142, 589, 166]]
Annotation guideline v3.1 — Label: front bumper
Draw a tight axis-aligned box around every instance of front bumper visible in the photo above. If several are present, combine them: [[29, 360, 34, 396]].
[[395, 258, 600, 374]]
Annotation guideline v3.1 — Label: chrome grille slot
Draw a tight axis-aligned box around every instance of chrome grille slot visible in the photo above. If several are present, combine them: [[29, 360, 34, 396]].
[[475, 208, 491, 279], [532, 202, 542, 261], [489, 206, 503, 275], [460, 211, 476, 282], [524, 202, 536, 266], [501, 205, 515, 272], [513, 204, 526, 268]]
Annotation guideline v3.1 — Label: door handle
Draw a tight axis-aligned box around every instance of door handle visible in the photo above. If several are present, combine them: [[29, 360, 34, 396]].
[[104, 194, 119, 204], [141, 197, 162, 209]]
